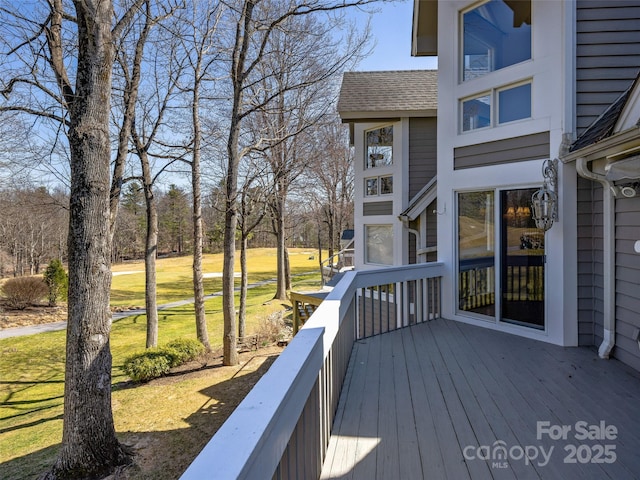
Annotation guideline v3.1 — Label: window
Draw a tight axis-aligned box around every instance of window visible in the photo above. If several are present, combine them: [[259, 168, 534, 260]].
[[366, 126, 393, 169], [462, 94, 491, 132], [498, 83, 531, 124], [461, 82, 531, 132], [365, 225, 393, 265], [365, 175, 393, 196], [462, 0, 531, 82]]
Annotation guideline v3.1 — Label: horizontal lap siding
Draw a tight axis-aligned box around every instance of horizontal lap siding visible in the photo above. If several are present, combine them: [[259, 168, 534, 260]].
[[615, 197, 640, 371], [453, 132, 550, 170], [363, 201, 393, 216], [577, 177, 595, 346], [409, 118, 437, 199], [576, 1, 640, 135]]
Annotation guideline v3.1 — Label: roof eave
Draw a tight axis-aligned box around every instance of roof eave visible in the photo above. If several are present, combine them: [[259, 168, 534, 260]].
[[561, 126, 640, 163], [338, 109, 437, 122]]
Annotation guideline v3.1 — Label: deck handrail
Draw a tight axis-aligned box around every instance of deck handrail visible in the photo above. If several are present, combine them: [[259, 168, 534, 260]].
[[181, 262, 444, 480]]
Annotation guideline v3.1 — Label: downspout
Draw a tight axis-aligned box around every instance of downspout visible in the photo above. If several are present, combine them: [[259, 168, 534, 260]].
[[576, 158, 616, 359], [399, 214, 422, 263]]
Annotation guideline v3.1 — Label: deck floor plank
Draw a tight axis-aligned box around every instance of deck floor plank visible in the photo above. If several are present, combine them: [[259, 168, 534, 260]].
[[376, 328, 400, 480], [401, 326, 447, 479], [321, 319, 640, 480], [352, 334, 382, 479]]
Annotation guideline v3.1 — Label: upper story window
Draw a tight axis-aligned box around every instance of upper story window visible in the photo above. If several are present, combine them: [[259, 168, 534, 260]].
[[462, 81, 531, 132], [366, 126, 393, 169], [365, 175, 393, 197], [462, 0, 531, 82]]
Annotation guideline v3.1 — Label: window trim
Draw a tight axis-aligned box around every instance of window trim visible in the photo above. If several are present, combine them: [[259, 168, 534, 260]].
[[364, 125, 394, 170], [364, 224, 394, 266], [460, 80, 532, 133], [364, 174, 393, 197], [460, 0, 532, 83]]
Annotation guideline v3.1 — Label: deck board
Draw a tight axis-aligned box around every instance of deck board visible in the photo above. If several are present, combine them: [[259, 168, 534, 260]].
[[321, 319, 640, 479]]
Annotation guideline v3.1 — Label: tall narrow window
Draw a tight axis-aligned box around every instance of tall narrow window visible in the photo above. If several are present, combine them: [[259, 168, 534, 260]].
[[462, 0, 531, 81], [365, 225, 393, 265], [366, 126, 393, 169]]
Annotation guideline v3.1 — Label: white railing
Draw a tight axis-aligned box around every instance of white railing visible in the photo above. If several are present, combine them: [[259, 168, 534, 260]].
[[181, 262, 444, 480]]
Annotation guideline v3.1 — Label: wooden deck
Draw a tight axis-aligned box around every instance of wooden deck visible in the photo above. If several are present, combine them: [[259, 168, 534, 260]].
[[321, 318, 640, 479]]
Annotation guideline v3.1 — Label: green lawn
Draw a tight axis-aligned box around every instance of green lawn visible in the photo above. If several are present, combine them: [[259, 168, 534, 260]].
[[0, 248, 323, 479]]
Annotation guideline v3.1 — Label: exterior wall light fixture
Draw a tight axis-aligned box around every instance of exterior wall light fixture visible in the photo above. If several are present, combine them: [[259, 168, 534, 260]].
[[531, 158, 558, 231]]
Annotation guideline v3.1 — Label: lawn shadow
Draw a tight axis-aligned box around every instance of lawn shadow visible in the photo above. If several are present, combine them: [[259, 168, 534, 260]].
[[1, 352, 279, 480]]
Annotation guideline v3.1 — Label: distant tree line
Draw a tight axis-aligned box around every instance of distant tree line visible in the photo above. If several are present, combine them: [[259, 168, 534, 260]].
[[0, 174, 353, 276]]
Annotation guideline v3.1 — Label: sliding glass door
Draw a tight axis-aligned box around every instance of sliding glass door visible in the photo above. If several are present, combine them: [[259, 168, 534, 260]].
[[500, 189, 545, 329], [457, 188, 545, 329]]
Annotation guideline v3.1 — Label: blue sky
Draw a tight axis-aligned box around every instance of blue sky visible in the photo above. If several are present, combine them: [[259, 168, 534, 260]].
[[351, 0, 438, 71]]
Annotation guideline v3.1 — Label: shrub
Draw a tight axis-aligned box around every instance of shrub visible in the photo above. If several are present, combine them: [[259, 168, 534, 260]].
[[1, 277, 49, 310], [123, 338, 205, 382], [256, 311, 289, 345], [166, 338, 205, 363], [123, 350, 173, 382], [43, 259, 68, 306]]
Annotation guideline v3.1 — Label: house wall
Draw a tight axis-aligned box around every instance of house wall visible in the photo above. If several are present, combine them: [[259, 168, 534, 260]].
[[576, 0, 640, 135], [409, 117, 437, 199], [353, 120, 410, 269], [363, 201, 393, 216], [576, 177, 604, 347], [614, 194, 640, 371], [436, 0, 578, 346], [454, 132, 550, 170]]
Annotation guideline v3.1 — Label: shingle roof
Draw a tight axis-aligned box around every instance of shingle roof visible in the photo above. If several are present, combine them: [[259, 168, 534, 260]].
[[337, 70, 437, 119], [570, 85, 634, 152], [570, 71, 640, 152]]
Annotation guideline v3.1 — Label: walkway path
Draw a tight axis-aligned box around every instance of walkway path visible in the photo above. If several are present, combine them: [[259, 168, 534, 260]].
[[0, 273, 314, 339]]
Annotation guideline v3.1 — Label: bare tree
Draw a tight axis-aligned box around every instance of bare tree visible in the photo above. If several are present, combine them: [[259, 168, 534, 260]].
[[309, 120, 354, 260], [173, 0, 226, 351], [247, 12, 368, 300], [237, 165, 269, 338], [1, 1, 146, 476], [221, 0, 374, 365]]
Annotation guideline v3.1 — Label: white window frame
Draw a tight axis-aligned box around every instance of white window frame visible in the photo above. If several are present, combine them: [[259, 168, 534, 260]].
[[364, 224, 394, 266], [460, 80, 532, 133], [365, 125, 394, 170], [364, 175, 393, 197]]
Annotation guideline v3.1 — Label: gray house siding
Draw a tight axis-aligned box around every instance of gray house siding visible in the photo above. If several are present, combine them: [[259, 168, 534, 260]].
[[453, 132, 550, 170], [577, 177, 604, 347], [363, 201, 393, 216], [577, 177, 640, 371], [576, 0, 640, 135], [614, 195, 640, 371], [409, 118, 437, 199]]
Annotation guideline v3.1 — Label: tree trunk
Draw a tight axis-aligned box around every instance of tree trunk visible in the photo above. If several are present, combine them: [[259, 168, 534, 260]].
[[222, 174, 238, 365], [239, 234, 248, 339], [141, 152, 159, 349], [273, 194, 288, 300], [223, 116, 240, 366], [47, 1, 132, 477], [191, 68, 210, 351]]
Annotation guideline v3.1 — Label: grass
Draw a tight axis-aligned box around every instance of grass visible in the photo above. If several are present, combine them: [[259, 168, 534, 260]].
[[0, 248, 324, 479]]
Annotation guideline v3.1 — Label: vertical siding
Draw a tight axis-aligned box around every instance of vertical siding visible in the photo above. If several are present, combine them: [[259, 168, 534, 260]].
[[409, 118, 437, 199], [614, 195, 640, 371], [576, 177, 604, 347], [576, 0, 640, 134]]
